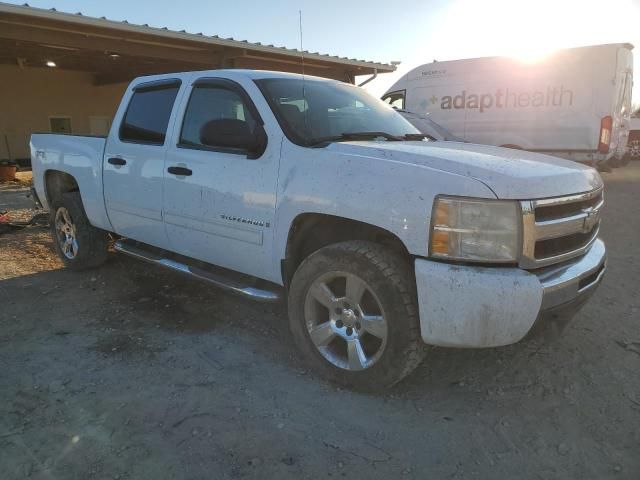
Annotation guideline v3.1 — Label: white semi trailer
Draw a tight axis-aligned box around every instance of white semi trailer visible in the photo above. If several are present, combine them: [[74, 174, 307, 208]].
[[383, 43, 633, 168]]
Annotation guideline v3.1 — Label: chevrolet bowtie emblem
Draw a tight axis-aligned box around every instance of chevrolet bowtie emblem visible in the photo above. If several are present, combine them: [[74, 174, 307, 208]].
[[581, 207, 599, 233]]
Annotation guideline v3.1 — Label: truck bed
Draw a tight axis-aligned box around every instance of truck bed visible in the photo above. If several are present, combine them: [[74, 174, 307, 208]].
[[30, 133, 112, 231]]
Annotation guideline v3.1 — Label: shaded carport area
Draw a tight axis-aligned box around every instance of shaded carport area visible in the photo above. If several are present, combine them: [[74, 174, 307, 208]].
[[0, 2, 394, 165]]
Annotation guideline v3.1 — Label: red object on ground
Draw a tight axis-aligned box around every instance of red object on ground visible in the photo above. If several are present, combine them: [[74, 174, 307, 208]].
[[0, 165, 17, 181]]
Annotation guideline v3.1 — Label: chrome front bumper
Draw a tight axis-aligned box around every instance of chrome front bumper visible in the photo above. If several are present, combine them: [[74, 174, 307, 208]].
[[536, 238, 606, 312]]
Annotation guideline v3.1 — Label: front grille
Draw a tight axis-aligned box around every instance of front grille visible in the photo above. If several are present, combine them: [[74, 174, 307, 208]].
[[534, 229, 598, 258], [534, 192, 603, 222], [520, 187, 603, 269]]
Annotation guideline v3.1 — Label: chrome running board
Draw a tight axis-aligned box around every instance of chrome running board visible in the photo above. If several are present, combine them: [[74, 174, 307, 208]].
[[114, 239, 281, 302]]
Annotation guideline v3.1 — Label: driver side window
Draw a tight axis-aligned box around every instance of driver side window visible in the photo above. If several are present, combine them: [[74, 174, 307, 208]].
[[179, 85, 257, 153]]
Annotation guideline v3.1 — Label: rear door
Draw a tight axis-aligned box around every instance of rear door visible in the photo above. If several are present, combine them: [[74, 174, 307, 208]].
[[162, 76, 280, 281], [103, 78, 182, 248]]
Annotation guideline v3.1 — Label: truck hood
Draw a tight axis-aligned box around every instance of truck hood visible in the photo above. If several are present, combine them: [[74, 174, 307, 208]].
[[329, 141, 602, 199]]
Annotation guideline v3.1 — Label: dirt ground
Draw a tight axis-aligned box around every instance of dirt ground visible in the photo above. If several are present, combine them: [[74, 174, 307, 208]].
[[1, 165, 639, 480]]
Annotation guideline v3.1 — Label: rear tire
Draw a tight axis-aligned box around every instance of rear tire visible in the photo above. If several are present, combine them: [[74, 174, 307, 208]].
[[288, 241, 425, 391], [50, 191, 109, 270]]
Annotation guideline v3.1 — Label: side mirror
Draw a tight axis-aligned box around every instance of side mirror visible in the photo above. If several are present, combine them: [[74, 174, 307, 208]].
[[199, 119, 266, 159]]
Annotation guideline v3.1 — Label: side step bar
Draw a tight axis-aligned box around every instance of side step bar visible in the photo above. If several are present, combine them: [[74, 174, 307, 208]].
[[113, 239, 281, 302]]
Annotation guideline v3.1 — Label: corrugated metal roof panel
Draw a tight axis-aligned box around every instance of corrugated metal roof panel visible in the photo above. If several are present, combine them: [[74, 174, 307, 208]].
[[1, 2, 394, 71]]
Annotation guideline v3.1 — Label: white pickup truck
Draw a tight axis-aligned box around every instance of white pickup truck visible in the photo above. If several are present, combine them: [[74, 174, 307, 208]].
[[31, 70, 606, 389]]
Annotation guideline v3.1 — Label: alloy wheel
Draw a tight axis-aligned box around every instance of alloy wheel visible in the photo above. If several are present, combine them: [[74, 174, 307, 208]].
[[54, 207, 79, 259], [303, 271, 388, 371]]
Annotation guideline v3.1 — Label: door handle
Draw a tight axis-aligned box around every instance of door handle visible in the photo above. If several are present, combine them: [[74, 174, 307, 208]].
[[167, 166, 193, 176], [108, 157, 127, 166]]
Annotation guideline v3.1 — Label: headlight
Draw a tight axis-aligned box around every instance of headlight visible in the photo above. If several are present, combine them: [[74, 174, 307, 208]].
[[430, 196, 521, 263]]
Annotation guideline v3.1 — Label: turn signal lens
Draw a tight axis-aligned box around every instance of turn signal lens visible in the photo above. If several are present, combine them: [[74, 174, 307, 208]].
[[431, 201, 451, 255], [430, 230, 450, 255]]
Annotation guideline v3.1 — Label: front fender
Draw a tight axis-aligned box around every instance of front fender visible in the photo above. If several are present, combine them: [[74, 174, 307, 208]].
[[272, 141, 497, 269]]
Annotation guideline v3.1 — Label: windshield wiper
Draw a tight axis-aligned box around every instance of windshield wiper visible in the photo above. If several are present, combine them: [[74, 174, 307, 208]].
[[307, 131, 402, 146], [403, 133, 435, 141], [307, 131, 435, 147]]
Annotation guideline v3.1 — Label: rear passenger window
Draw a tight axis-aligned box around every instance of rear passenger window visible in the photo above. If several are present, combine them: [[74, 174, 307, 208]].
[[119, 82, 180, 145]]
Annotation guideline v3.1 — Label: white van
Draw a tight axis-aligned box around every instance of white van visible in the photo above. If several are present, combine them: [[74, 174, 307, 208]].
[[383, 43, 634, 166]]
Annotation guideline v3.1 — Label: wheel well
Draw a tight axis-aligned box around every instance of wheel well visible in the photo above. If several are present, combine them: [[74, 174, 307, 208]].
[[500, 144, 523, 150], [44, 170, 79, 205], [282, 213, 410, 286]]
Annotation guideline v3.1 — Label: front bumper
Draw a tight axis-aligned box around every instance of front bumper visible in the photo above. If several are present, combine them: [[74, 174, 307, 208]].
[[536, 238, 606, 311], [414, 239, 606, 348]]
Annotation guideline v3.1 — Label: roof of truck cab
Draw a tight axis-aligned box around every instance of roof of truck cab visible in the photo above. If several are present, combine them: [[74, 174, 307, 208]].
[[132, 69, 343, 84], [218, 69, 342, 81]]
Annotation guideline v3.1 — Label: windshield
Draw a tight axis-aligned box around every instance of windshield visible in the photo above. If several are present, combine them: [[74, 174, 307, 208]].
[[398, 111, 460, 141], [255, 78, 421, 146]]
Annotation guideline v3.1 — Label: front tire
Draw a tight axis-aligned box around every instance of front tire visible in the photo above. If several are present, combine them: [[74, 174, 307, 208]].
[[50, 191, 109, 270], [288, 241, 425, 390]]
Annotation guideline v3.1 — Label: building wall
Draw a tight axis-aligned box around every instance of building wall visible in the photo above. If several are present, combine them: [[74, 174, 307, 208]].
[[0, 65, 127, 161]]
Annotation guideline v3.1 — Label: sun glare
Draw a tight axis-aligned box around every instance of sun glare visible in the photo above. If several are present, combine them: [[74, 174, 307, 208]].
[[510, 47, 557, 64], [423, 0, 637, 63]]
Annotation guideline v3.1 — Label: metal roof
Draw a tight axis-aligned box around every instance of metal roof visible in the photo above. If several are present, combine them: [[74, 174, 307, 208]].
[[0, 2, 395, 73]]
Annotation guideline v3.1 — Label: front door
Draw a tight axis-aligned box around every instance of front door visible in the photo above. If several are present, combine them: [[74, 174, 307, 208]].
[[163, 77, 280, 281], [103, 79, 182, 248]]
